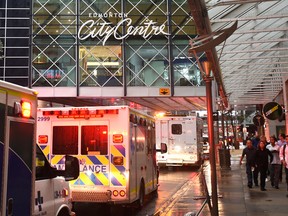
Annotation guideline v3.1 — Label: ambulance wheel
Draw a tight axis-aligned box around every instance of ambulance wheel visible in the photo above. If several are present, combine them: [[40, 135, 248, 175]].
[[57, 208, 70, 216], [195, 158, 203, 169], [138, 181, 145, 208]]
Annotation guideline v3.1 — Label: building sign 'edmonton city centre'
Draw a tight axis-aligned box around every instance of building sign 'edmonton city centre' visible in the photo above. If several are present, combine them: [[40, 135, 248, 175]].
[[78, 13, 170, 45]]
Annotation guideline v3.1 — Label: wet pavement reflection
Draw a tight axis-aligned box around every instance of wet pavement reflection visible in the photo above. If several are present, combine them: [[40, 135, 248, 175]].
[[74, 166, 204, 216]]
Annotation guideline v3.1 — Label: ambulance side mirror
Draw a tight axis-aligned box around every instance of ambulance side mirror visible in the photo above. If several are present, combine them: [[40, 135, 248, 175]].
[[64, 155, 79, 181], [157, 143, 167, 154]]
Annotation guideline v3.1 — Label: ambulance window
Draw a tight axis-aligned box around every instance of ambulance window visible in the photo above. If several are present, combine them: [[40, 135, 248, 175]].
[[53, 126, 78, 155], [81, 125, 108, 155], [36, 146, 51, 180], [172, 124, 182, 135]]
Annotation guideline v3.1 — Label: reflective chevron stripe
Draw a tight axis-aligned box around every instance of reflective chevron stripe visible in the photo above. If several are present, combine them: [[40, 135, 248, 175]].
[[39, 145, 50, 160], [110, 145, 127, 186]]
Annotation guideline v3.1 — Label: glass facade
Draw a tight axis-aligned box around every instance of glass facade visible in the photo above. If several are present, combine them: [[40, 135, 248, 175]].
[[31, 0, 204, 95], [0, 0, 31, 86]]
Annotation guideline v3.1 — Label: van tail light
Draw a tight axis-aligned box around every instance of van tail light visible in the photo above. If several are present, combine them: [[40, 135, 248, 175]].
[[113, 156, 124, 166], [21, 101, 32, 118], [113, 190, 119, 197], [119, 190, 126, 197], [38, 135, 48, 144], [113, 134, 123, 143]]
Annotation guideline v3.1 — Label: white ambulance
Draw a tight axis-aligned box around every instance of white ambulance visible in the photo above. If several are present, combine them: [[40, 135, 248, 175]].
[[155, 115, 203, 167], [36, 106, 167, 207], [0, 80, 79, 216]]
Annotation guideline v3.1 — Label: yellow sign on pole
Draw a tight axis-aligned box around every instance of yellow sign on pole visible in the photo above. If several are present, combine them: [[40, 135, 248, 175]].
[[159, 88, 170, 96]]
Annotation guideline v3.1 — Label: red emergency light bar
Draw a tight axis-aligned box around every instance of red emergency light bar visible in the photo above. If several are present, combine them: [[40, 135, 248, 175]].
[[42, 108, 119, 119]]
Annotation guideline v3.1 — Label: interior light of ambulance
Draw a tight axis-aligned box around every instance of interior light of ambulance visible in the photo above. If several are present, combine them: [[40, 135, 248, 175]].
[[21, 101, 31, 118], [113, 190, 119, 197], [119, 190, 126, 197], [38, 135, 48, 144], [113, 156, 124, 165], [113, 134, 123, 143]]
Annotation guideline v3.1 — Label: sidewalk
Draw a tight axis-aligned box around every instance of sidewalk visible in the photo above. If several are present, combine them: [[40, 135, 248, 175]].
[[215, 148, 288, 216]]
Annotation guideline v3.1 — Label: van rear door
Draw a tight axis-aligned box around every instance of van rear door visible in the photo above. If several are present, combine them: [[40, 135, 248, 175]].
[[168, 120, 185, 154]]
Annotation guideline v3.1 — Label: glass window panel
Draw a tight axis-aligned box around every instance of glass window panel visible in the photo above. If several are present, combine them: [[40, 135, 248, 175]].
[[173, 40, 204, 86], [53, 126, 78, 155], [172, 124, 182, 135], [36, 146, 51, 180], [7, 10, 30, 17], [81, 125, 108, 155], [4, 78, 28, 86], [171, 0, 196, 37], [6, 47, 28, 56], [8, 0, 30, 8], [7, 19, 29, 27], [5, 68, 29, 77], [126, 39, 169, 87], [6, 38, 29, 47], [7, 29, 29, 37], [32, 37, 76, 87], [79, 44, 123, 87]]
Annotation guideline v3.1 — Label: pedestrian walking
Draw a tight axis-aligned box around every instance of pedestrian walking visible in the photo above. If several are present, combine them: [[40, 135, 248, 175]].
[[278, 133, 287, 182], [279, 135, 288, 195], [255, 140, 273, 191], [252, 134, 260, 149], [278, 133, 286, 148], [266, 136, 281, 189], [240, 139, 258, 188]]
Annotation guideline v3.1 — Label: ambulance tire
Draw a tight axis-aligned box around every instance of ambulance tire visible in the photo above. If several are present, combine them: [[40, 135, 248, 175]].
[[57, 207, 70, 216], [138, 180, 145, 208]]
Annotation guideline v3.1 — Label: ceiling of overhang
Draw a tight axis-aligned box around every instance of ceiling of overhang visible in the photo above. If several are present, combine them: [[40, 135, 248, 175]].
[[205, 0, 288, 105], [39, 96, 207, 114]]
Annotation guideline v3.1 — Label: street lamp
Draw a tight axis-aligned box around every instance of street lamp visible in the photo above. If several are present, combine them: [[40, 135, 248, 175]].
[[188, 55, 219, 215], [198, 59, 219, 216]]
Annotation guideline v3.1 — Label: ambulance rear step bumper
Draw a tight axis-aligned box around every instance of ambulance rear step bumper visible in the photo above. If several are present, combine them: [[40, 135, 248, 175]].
[[72, 191, 112, 202]]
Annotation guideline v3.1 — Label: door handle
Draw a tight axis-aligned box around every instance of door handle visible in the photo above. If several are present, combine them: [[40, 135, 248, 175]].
[[7, 198, 13, 216]]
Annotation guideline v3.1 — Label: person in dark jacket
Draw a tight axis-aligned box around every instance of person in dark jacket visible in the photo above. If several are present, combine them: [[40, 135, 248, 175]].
[[255, 140, 273, 191], [240, 139, 258, 188]]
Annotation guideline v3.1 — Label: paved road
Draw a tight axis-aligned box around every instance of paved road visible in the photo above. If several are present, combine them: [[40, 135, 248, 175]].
[[74, 167, 201, 216]]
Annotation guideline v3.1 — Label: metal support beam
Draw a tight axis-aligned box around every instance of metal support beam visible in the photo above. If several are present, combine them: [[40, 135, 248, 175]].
[[205, 76, 219, 216], [224, 37, 288, 45], [221, 54, 288, 61], [222, 47, 288, 54], [207, 0, 279, 7], [211, 14, 288, 23]]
